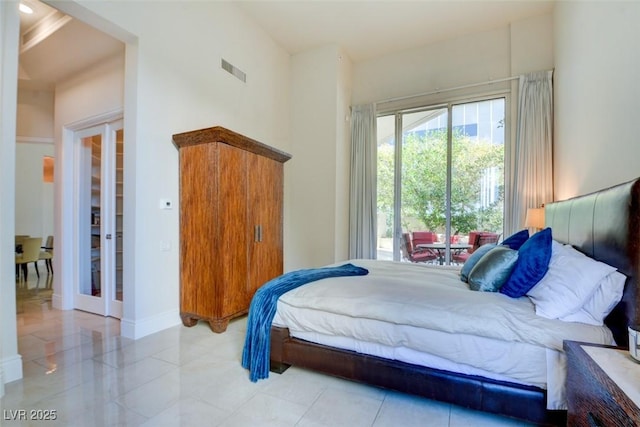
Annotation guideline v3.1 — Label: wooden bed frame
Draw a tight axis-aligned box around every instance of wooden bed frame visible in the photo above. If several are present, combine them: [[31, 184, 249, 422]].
[[269, 178, 640, 425]]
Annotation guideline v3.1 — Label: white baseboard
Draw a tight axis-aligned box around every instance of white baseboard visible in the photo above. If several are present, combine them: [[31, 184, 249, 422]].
[[1, 354, 23, 385], [120, 308, 181, 340], [51, 292, 64, 310]]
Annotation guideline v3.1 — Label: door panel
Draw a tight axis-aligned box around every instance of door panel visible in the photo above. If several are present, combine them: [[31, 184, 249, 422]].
[[247, 153, 283, 299], [74, 120, 123, 317], [217, 143, 249, 316], [115, 129, 124, 303], [180, 143, 218, 316], [400, 108, 448, 254]]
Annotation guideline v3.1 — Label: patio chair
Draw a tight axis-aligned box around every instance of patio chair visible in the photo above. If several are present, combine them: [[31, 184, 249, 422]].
[[451, 231, 500, 264], [411, 231, 437, 246], [401, 233, 438, 263]]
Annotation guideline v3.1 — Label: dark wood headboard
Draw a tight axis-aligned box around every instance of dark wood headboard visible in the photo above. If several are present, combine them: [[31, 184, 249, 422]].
[[545, 178, 640, 346]]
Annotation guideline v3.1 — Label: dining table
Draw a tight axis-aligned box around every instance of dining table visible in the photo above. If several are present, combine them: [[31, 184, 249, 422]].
[[416, 242, 472, 265]]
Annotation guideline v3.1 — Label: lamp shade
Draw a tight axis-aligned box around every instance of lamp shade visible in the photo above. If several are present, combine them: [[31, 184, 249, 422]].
[[524, 208, 545, 229]]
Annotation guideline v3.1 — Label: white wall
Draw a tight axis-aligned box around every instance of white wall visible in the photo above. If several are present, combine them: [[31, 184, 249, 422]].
[[15, 142, 54, 240], [15, 86, 55, 245], [352, 15, 553, 107], [352, 27, 510, 108], [288, 45, 352, 269], [510, 14, 553, 76], [553, 1, 640, 200], [64, 1, 292, 338], [55, 54, 124, 122], [16, 88, 54, 137]]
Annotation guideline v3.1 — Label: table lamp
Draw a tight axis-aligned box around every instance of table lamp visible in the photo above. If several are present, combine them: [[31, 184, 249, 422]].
[[524, 207, 545, 231]]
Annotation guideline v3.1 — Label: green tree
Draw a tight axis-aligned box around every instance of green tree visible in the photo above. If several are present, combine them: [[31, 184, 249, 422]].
[[377, 130, 503, 236]]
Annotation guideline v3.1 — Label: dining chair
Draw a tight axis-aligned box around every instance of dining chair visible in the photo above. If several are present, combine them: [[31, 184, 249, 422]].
[[15, 235, 30, 278], [39, 235, 54, 274], [15, 237, 42, 281], [15, 235, 29, 251]]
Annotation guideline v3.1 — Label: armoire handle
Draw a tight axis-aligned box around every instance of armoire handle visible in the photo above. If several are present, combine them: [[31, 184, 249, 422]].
[[254, 225, 263, 242]]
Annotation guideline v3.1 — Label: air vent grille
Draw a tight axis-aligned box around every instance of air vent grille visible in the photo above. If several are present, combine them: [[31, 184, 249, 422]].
[[221, 59, 246, 83]]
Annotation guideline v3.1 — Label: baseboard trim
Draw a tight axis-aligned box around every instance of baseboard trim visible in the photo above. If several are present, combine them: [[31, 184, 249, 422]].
[[1, 354, 23, 385], [51, 292, 65, 310], [120, 308, 181, 340]]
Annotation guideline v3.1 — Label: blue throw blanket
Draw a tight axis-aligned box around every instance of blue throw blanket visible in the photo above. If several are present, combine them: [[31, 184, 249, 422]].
[[242, 263, 369, 382]]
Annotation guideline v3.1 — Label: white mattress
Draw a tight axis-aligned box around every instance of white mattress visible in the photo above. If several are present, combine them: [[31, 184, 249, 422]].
[[272, 259, 615, 409]]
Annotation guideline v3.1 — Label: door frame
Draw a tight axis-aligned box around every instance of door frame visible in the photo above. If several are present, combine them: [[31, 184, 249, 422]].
[[55, 109, 123, 317], [381, 95, 509, 264]]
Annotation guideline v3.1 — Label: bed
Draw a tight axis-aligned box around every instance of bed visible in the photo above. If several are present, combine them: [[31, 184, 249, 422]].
[[265, 178, 640, 425]]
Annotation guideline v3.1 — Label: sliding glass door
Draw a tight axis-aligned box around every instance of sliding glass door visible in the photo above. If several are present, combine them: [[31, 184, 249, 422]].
[[376, 97, 505, 264]]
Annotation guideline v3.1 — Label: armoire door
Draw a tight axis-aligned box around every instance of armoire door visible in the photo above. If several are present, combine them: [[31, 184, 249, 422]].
[[178, 142, 218, 320], [247, 152, 284, 297], [217, 143, 249, 316]]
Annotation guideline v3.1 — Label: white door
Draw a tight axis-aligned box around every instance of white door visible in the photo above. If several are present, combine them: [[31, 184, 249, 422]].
[[74, 120, 123, 318]]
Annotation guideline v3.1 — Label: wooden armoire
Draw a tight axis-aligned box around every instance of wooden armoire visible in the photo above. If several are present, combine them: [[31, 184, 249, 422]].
[[172, 126, 291, 332]]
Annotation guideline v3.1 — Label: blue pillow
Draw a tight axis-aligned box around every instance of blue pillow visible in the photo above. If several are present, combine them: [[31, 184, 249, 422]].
[[501, 229, 530, 250], [500, 228, 552, 298], [460, 243, 496, 283], [468, 246, 519, 292]]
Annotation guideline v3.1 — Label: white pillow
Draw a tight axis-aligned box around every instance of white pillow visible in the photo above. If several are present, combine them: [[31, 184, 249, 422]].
[[526, 241, 617, 319], [560, 270, 626, 325]]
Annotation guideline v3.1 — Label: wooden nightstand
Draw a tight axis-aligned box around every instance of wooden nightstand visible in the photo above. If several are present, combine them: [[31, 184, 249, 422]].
[[564, 340, 640, 426]]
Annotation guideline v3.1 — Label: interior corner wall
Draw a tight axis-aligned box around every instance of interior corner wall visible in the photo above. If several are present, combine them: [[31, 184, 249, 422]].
[[334, 49, 353, 263], [288, 45, 346, 270], [553, 1, 640, 200]]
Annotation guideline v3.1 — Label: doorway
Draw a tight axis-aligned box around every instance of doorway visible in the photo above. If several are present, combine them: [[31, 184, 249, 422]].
[[73, 120, 124, 318], [2, 0, 136, 386]]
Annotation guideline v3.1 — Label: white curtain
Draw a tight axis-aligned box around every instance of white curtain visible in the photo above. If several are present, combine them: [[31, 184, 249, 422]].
[[349, 104, 377, 259], [506, 70, 554, 235]]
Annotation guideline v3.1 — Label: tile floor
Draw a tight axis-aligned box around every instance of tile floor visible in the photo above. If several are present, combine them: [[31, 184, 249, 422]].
[[2, 272, 538, 426]]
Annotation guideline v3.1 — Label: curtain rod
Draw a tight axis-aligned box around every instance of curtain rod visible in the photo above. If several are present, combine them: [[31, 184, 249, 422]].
[[376, 75, 519, 106]]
